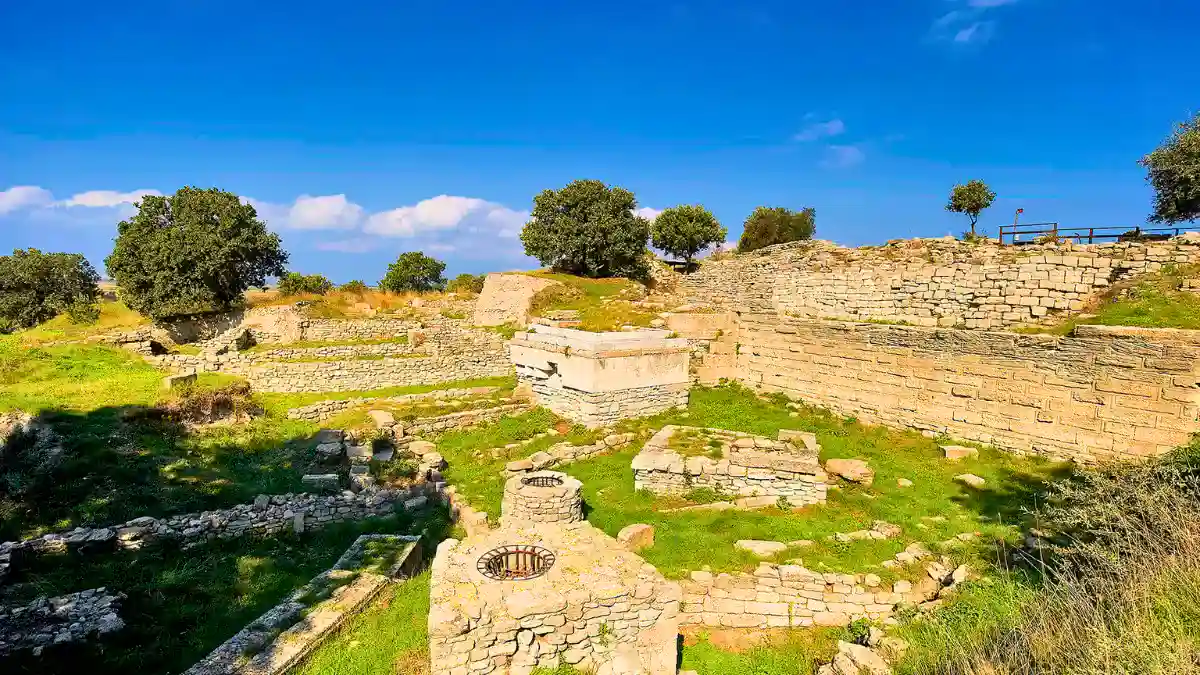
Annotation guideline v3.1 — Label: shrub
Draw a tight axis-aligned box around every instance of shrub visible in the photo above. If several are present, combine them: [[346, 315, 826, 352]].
[[446, 273, 486, 294], [737, 206, 816, 253], [339, 279, 369, 295], [651, 204, 726, 266], [277, 272, 333, 296], [0, 248, 100, 333], [105, 187, 288, 320], [379, 252, 446, 293], [520, 179, 650, 278], [1141, 112, 1200, 224], [946, 179, 997, 238]]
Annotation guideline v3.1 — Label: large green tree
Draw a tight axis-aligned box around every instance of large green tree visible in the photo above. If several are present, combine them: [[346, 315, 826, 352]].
[[106, 187, 287, 319], [945, 179, 997, 237], [0, 248, 100, 332], [1141, 112, 1200, 224], [736, 206, 816, 253], [651, 205, 727, 267], [277, 272, 333, 296], [379, 252, 446, 292], [520, 179, 650, 278]]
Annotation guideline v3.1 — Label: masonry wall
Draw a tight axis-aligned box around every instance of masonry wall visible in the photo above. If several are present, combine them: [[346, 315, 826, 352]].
[[737, 315, 1200, 463], [520, 377, 689, 427], [681, 237, 1200, 329]]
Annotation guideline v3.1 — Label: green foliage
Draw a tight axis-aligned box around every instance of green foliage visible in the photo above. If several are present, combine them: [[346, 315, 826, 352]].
[[651, 204, 727, 264], [945, 179, 997, 236], [277, 272, 333, 296], [520, 179, 650, 278], [0, 248, 100, 333], [1141, 112, 1200, 224], [446, 272, 486, 294], [736, 206, 816, 253], [105, 187, 288, 320], [378, 251, 446, 292], [338, 279, 368, 294]]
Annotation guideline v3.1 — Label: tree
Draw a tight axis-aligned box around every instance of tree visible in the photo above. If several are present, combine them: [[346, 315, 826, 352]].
[[277, 272, 333, 296], [339, 280, 369, 295], [736, 207, 816, 253], [520, 180, 650, 278], [446, 273, 486, 294], [651, 205, 727, 267], [945, 180, 997, 237], [1141, 112, 1200, 224], [379, 252, 446, 292], [0, 249, 100, 332], [105, 187, 288, 320]]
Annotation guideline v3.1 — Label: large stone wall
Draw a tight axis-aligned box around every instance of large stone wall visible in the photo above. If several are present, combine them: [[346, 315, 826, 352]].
[[681, 237, 1200, 329], [472, 273, 559, 326], [737, 315, 1200, 463]]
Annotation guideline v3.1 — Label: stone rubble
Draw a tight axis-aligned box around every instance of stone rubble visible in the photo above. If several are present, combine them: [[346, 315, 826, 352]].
[[0, 587, 125, 655]]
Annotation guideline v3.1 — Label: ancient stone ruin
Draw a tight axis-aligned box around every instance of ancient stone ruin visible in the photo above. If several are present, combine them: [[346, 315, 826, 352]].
[[429, 470, 681, 675], [632, 426, 828, 506], [510, 326, 690, 427]]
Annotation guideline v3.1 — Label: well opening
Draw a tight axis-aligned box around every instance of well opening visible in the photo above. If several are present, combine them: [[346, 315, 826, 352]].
[[477, 544, 556, 581], [521, 474, 564, 488]]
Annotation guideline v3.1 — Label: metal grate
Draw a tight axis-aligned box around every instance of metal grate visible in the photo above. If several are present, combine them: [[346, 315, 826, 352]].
[[477, 545, 556, 581], [522, 475, 564, 488]]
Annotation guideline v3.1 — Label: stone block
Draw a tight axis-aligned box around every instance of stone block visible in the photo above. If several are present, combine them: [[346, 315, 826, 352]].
[[617, 524, 655, 551]]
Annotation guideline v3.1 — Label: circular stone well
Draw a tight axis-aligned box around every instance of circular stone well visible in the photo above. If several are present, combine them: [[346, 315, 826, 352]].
[[501, 470, 583, 524]]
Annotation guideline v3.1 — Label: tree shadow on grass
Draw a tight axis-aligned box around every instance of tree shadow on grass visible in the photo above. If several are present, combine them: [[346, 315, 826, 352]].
[[0, 405, 330, 542], [950, 462, 1075, 532]]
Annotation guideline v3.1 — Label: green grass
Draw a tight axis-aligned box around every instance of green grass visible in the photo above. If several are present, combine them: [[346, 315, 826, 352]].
[[679, 628, 843, 675], [523, 271, 662, 332], [17, 300, 149, 346], [323, 389, 513, 431], [1, 511, 437, 675], [1016, 264, 1200, 334], [242, 335, 410, 353], [294, 572, 431, 675], [254, 375, 516, 418]]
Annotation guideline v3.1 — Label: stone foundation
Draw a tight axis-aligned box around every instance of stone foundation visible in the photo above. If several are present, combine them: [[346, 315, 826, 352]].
[[500, 471, 584, 526], [632, 426, 828, 505], [510, 326, 690, 427]]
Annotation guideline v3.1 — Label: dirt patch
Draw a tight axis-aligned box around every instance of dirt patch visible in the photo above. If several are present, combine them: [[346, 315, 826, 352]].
[[392, 647, 430, 675]]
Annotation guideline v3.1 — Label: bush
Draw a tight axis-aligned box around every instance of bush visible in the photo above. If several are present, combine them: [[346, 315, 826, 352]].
[[651, 205, 726, 266], [1141, 112, 1200, 224], [105, 187, 288, 320], [520, 179, 650, 278], [737, 206, 816, 253], [339, 280, 369, 295], [277, 272, 333, 296], [446, 273, 486, 294], [379, 252, 446, 293], [0, 248, 100, 333]]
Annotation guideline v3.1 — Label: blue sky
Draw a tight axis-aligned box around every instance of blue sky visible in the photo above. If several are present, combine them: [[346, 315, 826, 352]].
[[1, 0, 1196, 282]]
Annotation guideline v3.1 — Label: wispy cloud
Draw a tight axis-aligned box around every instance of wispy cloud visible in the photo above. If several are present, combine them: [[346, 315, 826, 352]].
[[794, 118, 846, 142], [930, 0, 1018, 45], [822, 145, 866, 169]]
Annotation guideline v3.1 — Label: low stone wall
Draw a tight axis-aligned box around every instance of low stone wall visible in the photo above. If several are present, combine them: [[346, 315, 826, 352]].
[[632, 426, 828, 505], [737, 315, 1200, 463], [0, 587, 124, 655], [522, 378, 690, 428], [183, 534, 423, 675], [285, 386, 503, 422], [302, 317, 421, 342], [233, 353, 510, 393], [681, 236, 1200, 329], [500, 471, 584, 525], [504, 433, 637, 474], [248, 341, 419, 361], [0, 485, 438, 583]]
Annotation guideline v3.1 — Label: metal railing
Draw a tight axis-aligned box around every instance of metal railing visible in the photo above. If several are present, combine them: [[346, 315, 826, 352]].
[[998, 222, 1190, 246]]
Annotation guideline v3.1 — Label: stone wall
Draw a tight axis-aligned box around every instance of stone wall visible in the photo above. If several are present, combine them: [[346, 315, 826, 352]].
[[0, 485, 438, 583], [248, 341, 419, 361], [231, 353, 511, 393], [521, 378, 690, 428], [301, 317, 421, 342], [0, 587, 124, 655], [632, 426, 828, 505], [285, 386, 504, 422], [472, 273, 560, 326], [737, 315, 1200, 463], [500, 471, 584, 525], [680, 237, 1200, 329]]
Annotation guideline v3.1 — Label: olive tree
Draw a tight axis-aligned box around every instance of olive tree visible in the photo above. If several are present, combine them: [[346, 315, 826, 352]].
[[520, 180, 650, 278], [737, 206, 816, 253], [379, 252, 446, 292], [1141, 112, 1200, 224], [651, 205, 726, 267], [946, 180, 997, 237], [105, 187, 288, 319], [0, 249, 100, 332]]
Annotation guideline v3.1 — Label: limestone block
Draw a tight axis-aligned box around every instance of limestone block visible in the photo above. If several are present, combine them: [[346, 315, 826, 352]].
[[941, 445, 979, 461], [617, 524, 655, 551], [734, 540, 788, 558], [824, 459, 875, 486], [163, 372, 197, 390], [955, 474, 986, 488]]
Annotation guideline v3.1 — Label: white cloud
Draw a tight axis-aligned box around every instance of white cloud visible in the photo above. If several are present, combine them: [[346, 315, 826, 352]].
[[931, 0, 1015, 45], [364, 195, 527, 238], [954, 21, 995, 43], [633, 207, 663, 222], [822, 145, 866, 168], [62, 189, 160, 208], [794, 118, 846, 142], [0, 186, 54, 214], [288, 194, 363, 230]]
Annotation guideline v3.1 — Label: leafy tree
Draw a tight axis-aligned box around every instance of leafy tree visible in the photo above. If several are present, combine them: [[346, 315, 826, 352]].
[[651, 205, 727, 267], [736, 206, 816, 253], [339, 280, 369, 294], [945, 179, 997, 237], [446, 273, 486, 294], [277, 272, 333, 296], [379, 252, 446, 292], [520, 179, 650, 278], [105, 187, 288, 320], [0, 248, 100, 332], [1141, 112, 1200, 224]]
